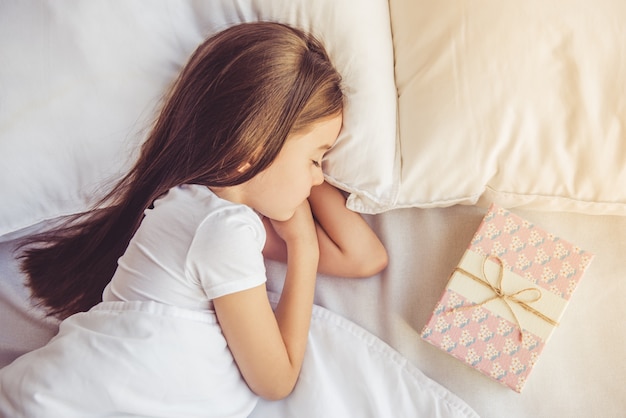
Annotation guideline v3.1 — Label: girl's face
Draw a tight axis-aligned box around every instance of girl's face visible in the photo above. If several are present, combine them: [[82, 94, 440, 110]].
[[237, 114, 342, 221]]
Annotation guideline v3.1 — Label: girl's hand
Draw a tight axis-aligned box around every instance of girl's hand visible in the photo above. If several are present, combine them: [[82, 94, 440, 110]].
[[269, 200, 318, 252]]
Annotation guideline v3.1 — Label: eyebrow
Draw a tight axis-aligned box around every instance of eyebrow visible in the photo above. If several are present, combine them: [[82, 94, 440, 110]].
[[318, 143, 334, 151]]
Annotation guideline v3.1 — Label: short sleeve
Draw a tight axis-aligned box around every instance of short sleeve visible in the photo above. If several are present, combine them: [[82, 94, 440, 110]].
[[185, 207, 267, 300]]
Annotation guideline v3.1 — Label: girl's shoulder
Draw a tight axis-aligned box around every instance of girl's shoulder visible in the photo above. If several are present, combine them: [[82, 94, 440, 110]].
[[153, 184, 235, 213]]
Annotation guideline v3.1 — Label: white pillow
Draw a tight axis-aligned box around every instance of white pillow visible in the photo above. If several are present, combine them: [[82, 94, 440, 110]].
[[389, 0, 626, 215], [0, 0, 397, 237]]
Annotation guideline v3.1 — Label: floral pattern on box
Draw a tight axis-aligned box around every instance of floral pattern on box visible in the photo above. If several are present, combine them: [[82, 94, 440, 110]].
[[470, 205, 593, 300], [421, 204, 594, 392], [422, 289, 543, 393]]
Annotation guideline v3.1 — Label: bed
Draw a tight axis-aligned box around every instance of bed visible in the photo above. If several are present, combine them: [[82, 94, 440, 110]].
[[1, 1, 625, 417]]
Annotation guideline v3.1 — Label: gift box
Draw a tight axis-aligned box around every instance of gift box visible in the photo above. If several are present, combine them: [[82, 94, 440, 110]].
[[420, 204, 594, 392]]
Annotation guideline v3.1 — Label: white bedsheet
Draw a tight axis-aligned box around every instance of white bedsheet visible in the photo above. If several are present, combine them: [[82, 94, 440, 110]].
[[298, 206, 626, 418]]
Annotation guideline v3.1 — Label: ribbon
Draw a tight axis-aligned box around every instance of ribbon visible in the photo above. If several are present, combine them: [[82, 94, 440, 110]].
[[447, 255, 558, 341]]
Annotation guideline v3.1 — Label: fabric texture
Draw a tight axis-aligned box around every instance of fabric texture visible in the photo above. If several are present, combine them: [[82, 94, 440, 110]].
[[0, 0, 397, 236], [103, 185, 266, 311], [0, 301, 258, 418], [251, 293, 480, 418], [3, 0, 626, 238], [0, 285, 479, 418], [389, 0, 626, 215]]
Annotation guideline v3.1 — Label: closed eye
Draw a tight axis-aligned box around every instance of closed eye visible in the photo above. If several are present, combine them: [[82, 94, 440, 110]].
[[312, 160, 321, 168]]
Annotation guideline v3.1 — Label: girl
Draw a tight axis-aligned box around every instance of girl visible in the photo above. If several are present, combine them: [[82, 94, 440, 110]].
[[0, 22, 387, 416]]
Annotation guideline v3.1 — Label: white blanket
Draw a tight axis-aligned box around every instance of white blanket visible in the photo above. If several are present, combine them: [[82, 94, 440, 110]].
[[253, 293, 478, 417], [0, 238, 477, 418], [0, 301, 258, 417]]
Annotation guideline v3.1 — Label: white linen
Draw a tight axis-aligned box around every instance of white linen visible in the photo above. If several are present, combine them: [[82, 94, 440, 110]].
[[0, 301, 258, 418], [390, 0, 626, 215], [0, 0, 397, 236], [3, 0, 625, 231]]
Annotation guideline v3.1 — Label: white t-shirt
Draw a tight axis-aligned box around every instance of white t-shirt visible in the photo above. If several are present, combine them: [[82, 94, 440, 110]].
[[104, 184, 267, 310]]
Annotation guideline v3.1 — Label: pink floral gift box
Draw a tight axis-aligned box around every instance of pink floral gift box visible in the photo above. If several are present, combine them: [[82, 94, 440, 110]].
[[420, 204, 594, 393]]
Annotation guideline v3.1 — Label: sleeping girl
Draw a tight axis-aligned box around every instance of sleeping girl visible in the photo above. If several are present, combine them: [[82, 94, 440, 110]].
[[0, 22, 387, 417]]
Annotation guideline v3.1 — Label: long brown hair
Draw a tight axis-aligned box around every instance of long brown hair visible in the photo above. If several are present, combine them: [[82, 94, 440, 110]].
[[20, 22, 343, 319]]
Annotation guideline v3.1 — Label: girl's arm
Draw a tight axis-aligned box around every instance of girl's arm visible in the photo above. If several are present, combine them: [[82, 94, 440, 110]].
[[263, 181, 388, 278], [213, 201, 318, 400]]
